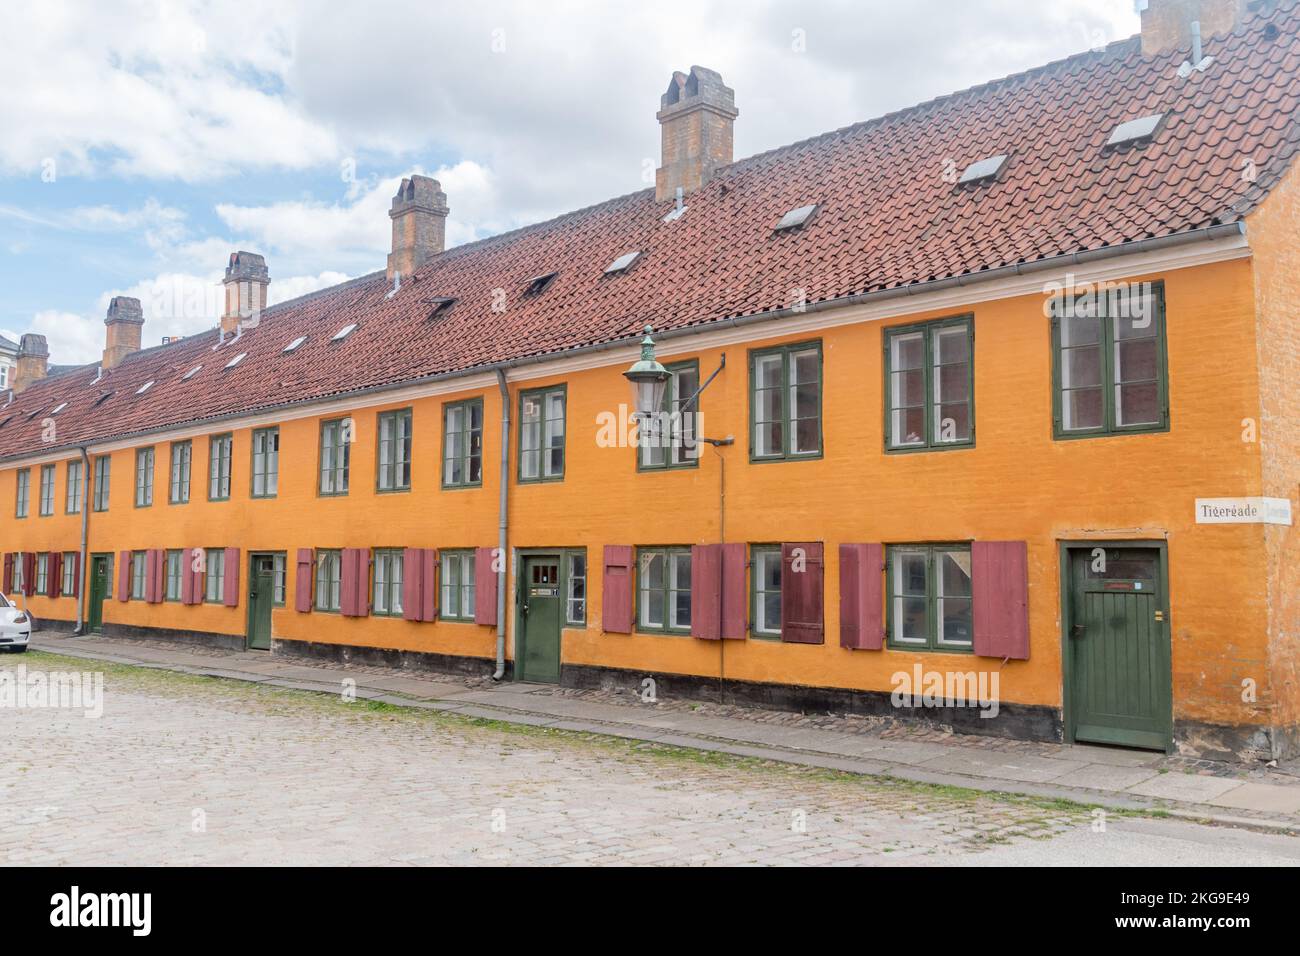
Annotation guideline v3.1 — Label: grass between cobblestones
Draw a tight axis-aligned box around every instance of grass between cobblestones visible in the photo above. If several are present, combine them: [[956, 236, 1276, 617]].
[[14, 649, 1160, 829]]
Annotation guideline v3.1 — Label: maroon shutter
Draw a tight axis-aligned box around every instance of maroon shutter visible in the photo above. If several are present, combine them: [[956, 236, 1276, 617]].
[[602, 545, 634, 633], [720, 543, 747, 639], [972, 540, 1030, 660], [402, 548, 423, 621], [70, 552, 82, 598], [22, 552, 35, 597], [192, 550, 206, 605], [48, 552, 63, 599], [294, 548, 314, 612], [421, 548, 437, 622], [474, 547, 497, 626], [117, 550, 130, 601], [840, 543, 884, 650], [181, 553, 194, 605], [690, 544, 722, 640], [144, 550, 159, 604], [223, 548, 240, 607], [340, 548, 368, 617], [154, 549, 166, 603], [780, 542, 824, 644], [2, 553, 12, 594]]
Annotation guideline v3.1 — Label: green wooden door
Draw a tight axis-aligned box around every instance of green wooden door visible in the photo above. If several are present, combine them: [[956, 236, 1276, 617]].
[[518, 555, 562, 683], [247, 555, 275, 650], [1067, 547, 1171, 751], [88, 554, 110, 633]]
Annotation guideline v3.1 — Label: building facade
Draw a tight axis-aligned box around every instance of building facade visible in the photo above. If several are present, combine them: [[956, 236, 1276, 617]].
[[1, 0, 1297, 760]]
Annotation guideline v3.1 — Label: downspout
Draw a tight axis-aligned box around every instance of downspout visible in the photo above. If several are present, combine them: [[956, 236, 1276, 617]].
[[493, 369, 510, 680], [73, 446, 91, 635]]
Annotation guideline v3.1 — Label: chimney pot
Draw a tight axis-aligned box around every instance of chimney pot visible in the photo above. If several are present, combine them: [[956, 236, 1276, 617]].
[[387, 175, 449, 281], [655, 66, 738, 203], [102, 296, 145, 370], [222, 251, 270, 334], [1139, 0, 1249, 57], [12, 333, 50, 393]]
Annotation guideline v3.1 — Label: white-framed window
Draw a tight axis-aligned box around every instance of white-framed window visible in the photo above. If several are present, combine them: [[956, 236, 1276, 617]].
[[315, 550, 341, 612], [751, 547, 782, 638], [440, 551, 475, 622], [637, 547, 692, 633], [373, 549, 405, 616], [204, 549, 225, 603], [131, 551, 147, 600]]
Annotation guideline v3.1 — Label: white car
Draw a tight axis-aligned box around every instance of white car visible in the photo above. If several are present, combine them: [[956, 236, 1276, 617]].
[[0, 593, 32, 653]]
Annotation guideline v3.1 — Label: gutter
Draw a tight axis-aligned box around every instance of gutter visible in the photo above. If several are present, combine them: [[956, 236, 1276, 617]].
[[493, 369, 510, 681], [73, 446, 90, 635], [2, 222, 1247, 467]]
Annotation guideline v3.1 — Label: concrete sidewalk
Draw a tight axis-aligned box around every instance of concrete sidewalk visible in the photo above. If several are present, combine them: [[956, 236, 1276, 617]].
[[23, 631, 1300, 834]]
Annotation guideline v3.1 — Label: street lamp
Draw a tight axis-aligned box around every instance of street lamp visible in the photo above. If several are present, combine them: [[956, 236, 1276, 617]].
[[623, 325, 670, 421]]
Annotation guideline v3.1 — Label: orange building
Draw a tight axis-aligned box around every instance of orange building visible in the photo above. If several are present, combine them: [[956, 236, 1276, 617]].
[[1, 0, 1296, 760]]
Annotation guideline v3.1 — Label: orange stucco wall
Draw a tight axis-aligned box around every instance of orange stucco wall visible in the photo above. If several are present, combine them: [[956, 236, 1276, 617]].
[[0, 255, 1286, 738]]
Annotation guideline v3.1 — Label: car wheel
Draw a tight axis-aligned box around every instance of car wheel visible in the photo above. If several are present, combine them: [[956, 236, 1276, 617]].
[[8, 646, 27, 653]]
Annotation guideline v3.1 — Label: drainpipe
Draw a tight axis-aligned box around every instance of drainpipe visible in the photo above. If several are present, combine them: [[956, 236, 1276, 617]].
[[73, 446, 91, 635], [493, 369, 510, 680]]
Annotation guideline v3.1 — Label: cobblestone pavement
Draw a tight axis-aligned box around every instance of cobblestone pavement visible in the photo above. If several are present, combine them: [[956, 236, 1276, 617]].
[[4, 654, 1299, 866]]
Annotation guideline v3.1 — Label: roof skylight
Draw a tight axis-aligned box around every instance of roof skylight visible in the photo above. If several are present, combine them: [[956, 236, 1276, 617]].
[[605, 251, 641, 274], [51, 402, 68, 415], [526, 272, 558, 295], [331, 323, 358, 342], [136, 380, 154, 395], [662, 204, 688, 223], [224, 352, 247, 369], [93, 392, 114, 408], [284, 336, 308, 353], [774, 204, 819, 231], [958, 154, 1009, 184], [426, 297, 457, 319], [1107, 113, 1164, 147], [183, 365, 202, 380]]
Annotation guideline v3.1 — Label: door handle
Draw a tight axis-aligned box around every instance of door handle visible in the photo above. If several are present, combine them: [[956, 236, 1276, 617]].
[[1070, 623, 1086, 639]]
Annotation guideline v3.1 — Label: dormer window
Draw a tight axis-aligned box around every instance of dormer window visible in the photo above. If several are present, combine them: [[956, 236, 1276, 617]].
[[605, 251, 641, 274], [958, 154, 1009, 185], [1107, 113, 1165, 148], [774, 204, 819, 231]]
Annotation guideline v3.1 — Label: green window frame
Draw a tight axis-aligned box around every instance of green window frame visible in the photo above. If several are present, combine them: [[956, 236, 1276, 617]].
[[61, 551, 77, 596], [372, 549, 405, 616], [442, 398, 484, 489], [638, 361, 701, 471], [440, 550, 476, 622], [885, 544, 973, 653], [15, 468, 30, 518], [130, 551, 147, 600], [884, 316, 974, 452], [38, 464, 55, 516], [319, 419, 351, 496], [376, 409, 413, 493], [566, 551, 587, 626], [750, 341, 822, 462], [1051, 281, 1169, 439], [518, 385, 566, 482], [750, 545, 782, 639], [165, 549, 184, 602], [315, 550, 341, 612], [66, 459, 83, 514], [92, 456, 111, 512], [251, 427, 279, 498], [636, 547, 692, 634], [169, 440, 192, 504], [204, 548, 225, 604], [208, 434, 232, 501], [35, 552, 49, 594], [135, 447, 155, 507]]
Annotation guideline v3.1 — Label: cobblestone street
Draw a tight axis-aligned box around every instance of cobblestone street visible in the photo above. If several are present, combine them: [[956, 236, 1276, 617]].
[[3, 653, 1298, 866]]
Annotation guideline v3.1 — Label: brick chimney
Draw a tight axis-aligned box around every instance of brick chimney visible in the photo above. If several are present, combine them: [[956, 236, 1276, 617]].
[[387, 176, 449, 281], [222, 251, 270, 334], [103, 296, 144, 370], [11, 334, 49, 393], [1140, 0, 1248, 56], [656, 66, 738, 203]]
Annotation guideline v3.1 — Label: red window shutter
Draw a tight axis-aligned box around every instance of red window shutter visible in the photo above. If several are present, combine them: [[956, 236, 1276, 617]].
[[22, 552, 36, 597], [294, 548, 314, 612], [421, 548, 438, 622], [780, 542, 824, 644], [70, 552, 82, 598], [192, 550, 206, 605], [3, 553, 12, 594], [839, 543, 884, 650], [48, 552, 63, 599], [144, 550, 158, 604], [690, 544, 722, 640], [474, 547, 497, 626], [223, 547, 240, 607], [117, 550, 130, 602], [972, 540, 1030, 660], [602, 545, 633, 634], [720, 543, 747, 639], [402, 548, 424, 621], [340, 548, 369, 617], [154, 549, 166, 604]]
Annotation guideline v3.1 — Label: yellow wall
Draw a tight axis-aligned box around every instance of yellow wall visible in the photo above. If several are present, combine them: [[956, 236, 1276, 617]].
[[0, 256, 1283, 733]]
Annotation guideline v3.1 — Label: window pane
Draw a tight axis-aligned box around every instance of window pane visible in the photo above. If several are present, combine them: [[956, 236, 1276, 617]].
[[1063, 388, 1103, 431], [754, 354, 782, 389], [1116, 383, 1160, 427], [1060, 309, 1101, 347], [1115, 337, 1158, 383], [1062, 346, 1102, 389]]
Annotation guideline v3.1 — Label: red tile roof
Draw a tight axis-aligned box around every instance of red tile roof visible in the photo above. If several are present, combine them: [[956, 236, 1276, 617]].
[[4, 4, 1300, 462]]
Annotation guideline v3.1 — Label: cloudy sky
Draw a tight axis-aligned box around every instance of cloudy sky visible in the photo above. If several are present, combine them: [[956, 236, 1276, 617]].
[[0, 0, 1139, 365]]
